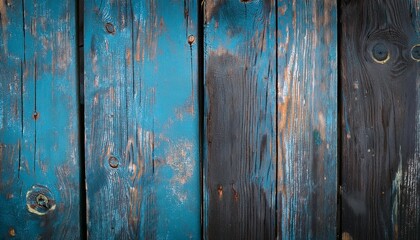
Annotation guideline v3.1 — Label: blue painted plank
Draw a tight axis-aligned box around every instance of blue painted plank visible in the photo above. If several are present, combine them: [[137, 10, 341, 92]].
[[277, 1, 337, 239], [203, 1, 277, 238], [84, 0, 200, 238], [0, 0, 81, 239]]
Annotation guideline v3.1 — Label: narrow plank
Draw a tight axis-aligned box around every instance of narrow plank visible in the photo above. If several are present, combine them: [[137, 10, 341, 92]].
[[341, 0, 419, 239], [203, 1, 277, 238], [277, 0, 337, 239], [0, 0, 81, 238], [84, 0, 200, 238]]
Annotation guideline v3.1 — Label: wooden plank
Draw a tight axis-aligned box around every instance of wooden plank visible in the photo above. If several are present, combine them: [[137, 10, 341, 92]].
[[203, 1, 277, 238], [0, 0, 81, 238], [277, 1, 337, 239], [341, 0, 419, 239], [84, 0, 200, 238]]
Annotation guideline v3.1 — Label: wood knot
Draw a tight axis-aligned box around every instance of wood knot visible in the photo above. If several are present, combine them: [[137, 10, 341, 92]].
[[411, 44, 420, 61], [105, 23, 115, 34], [108, 155, 119, 168], [26, 185, 56, 215], [371, 42, 390, 64]]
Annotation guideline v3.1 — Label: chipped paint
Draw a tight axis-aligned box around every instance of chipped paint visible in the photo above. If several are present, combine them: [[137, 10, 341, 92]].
[[342, 232, 353, 240], [84, 0, 200, 238], [166, 140, 194, 203], [0, 0, 81, 238], [0, 90, 3, 129], [0, 0, 8, 54]]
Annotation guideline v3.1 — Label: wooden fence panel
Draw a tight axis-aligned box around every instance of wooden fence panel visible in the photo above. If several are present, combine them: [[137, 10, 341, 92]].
[[341, 0, 420, 239], [203, 1, 277, 239], [0, 0, 81, 238], [277, 1, 338, 239], [84, 0, 200, 238]]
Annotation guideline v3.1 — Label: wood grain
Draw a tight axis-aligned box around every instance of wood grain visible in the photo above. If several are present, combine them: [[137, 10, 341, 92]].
[[277, 1, 338, 239], [0, 0, 81, 238], [84, 0, 200, 238], [203, 1, 277, 239], [341, 0, 419, 239]]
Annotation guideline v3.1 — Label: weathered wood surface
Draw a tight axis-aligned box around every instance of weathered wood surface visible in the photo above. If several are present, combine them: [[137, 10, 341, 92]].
[[203, 1, 277, 239], [341, 0, 420, 239], [0, 0, 81, 238], [277, 1, 337, 239], [84, 0, 200, 238]]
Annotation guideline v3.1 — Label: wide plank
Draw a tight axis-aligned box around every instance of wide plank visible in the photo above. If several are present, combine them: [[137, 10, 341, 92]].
[[84, 0, 200, 238], [203, 1, 277, 239], [341, 0, 419, 239], [0, 0, 81, 238], [277, 1, 338, 239]]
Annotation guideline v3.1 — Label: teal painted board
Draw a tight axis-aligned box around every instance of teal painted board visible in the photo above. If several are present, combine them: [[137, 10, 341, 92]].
[[203, 0, 277, 238], [341, 1, 420, 239], [0, 0, 81, 239], [84, 0, 200, 238], [277, 1, 337, 239]]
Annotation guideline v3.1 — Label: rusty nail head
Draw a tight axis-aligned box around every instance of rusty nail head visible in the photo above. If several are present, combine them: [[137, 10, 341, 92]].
[[188, 35, 195, 45], [33, 111, 39, 120], [105, 23, 115, 34], [109, 156, 119, 168]]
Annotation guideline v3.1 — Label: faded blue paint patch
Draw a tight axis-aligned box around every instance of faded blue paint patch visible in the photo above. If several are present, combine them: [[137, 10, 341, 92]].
[[313, 130, 322, 146], [0, 91, 3, 130]]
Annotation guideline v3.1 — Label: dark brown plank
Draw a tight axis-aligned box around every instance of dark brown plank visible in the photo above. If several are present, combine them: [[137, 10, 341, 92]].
[[203, 1, 277, 239], [341, 0, 420, 239]]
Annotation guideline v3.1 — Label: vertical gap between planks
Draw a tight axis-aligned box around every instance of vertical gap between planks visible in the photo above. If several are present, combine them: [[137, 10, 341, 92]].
[[197, 0, 205, 239], [274, 0, 279, 238], [337, 0, 343, 238], [76, 0, 87, 238]]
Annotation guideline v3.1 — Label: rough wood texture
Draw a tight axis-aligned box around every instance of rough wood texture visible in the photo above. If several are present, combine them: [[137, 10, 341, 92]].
[[84, 0, 200, 238], [277, 1, 337, 239], [0, 0, 81, 238], [341, 0, 420, 239], [203, 1, 277, 239]]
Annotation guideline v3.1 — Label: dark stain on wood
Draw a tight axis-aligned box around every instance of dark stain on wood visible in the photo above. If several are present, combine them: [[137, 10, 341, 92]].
[[341, 0, 419, 239], [206, 49, 275, 239]]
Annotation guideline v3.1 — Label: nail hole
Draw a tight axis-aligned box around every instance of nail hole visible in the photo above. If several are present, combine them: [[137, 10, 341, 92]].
[[371, 42, 390, 64], [105, 23, 115, 34], [217, 184, 223, 198], [9, 228, 15, 237], [232, 188, 239, 201], [109, 156, 119, 168], [33, 111, 39, 120], [411, 44, 420, 61], [188, 35, 195, 45]]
